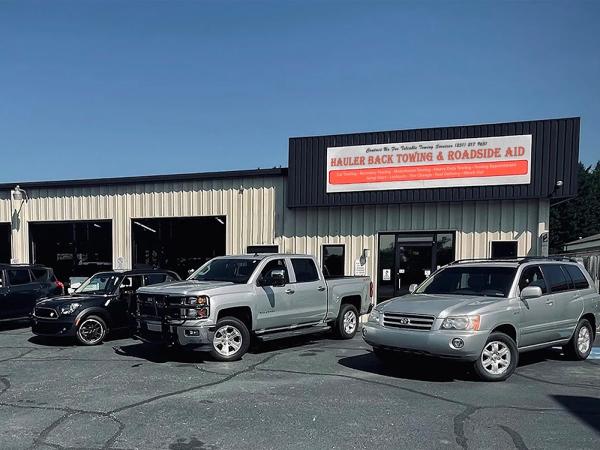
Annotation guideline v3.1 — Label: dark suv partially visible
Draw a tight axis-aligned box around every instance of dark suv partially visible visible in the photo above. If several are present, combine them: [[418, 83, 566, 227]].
[[0, 264, 64, 322], [32, 269, 180, 345]]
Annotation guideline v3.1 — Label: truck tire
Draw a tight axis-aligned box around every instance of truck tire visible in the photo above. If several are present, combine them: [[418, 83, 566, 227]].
[[334, 304, 359, 339], [473, 332, 518, 382], [563, 319, 593, 361], [76, 315, 107, 346], [209, 316, 250, 362]]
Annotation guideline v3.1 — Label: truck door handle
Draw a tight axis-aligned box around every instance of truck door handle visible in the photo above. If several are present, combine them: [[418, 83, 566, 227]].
[[285, 289, 295, 295], [545, 300, 553, 306], [317, 286, 325, 292]]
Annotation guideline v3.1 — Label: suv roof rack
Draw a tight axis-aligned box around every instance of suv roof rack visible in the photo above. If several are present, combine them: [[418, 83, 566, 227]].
[[448, 256, 579, 266]]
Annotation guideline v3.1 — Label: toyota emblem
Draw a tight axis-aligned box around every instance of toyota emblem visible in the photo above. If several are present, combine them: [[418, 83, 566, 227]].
[[399, 317, 410, 325]]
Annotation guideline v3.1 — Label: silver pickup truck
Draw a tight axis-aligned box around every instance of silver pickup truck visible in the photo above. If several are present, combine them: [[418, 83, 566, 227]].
[[135, 254, 372, 361], [363, 258, 600, 381]]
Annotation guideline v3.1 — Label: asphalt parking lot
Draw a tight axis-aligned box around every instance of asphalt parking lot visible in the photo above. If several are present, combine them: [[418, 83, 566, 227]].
[[1, 324, 599, 450]]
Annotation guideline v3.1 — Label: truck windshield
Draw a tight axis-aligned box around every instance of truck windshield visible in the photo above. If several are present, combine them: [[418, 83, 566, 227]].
[[415, 266, 516, 298], [75, 273, 121, 295], [189, 258, 261, 284]]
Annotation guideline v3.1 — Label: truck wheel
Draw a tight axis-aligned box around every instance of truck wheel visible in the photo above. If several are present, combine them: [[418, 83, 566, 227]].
[[563, 319, 593, 361], [473, 332, 518, 382], [76, 315, 107, 346], [334, 304, 359, 339], [209, 317, 250, 362]]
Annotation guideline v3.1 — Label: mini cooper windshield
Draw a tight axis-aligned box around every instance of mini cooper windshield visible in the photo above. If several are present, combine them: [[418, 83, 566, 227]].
[[416, 266, 517, 298], [75, 273, 121, 295], [189, 258, 261, 284]]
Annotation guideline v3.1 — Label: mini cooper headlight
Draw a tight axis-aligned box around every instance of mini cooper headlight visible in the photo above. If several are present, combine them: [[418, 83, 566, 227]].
[[441, 315, 481, 331], [59, 303, 81, 316], [368, 309, 381, 323]]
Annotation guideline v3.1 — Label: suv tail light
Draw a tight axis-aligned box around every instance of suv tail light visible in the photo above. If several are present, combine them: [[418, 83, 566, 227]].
[[55, 280, 65, 293]]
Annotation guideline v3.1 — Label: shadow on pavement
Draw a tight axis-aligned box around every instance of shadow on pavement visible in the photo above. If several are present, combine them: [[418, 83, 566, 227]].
[[112, 342, 208, 364], [337, 351, 473, 382], [552, 395, 600, 435], [516, 348, 567, 367], [0, 320, 31, 332]]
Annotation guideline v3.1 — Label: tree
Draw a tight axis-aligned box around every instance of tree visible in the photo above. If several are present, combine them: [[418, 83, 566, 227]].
[[550, 162, 600, 253]]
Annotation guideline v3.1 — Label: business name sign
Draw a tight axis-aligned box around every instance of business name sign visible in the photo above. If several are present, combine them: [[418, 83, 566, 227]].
[[326, 135, 532, 193]]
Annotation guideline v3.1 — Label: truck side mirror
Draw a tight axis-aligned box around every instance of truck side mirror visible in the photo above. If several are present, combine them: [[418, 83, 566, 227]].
[[262, 269, 286, 287], [408, 283, 418, 293], [520, 286, 542, 300]]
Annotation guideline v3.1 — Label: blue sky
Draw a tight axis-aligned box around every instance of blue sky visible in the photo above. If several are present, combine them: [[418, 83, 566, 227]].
[[1, 0, 598, 182]]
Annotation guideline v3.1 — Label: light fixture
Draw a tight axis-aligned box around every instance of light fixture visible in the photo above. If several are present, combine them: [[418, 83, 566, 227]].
[[215, 217, 225, 225], [93, 223, 102, 229], [11, 185, 28, 202], [555, 180, 563, 188], [133, 221, 157, 233]]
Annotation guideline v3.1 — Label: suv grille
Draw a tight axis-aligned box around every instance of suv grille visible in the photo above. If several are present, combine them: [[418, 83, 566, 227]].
[[383, 312, 435, 331], [34, 307, 59, 319]]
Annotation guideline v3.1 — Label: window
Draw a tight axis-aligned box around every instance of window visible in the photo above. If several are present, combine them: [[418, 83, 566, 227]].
[[247, 245, 279, 254], [491, 241, 518, 259], [541, 265, 570, 293], [144, 273, 167, 286], [191, 258, 261, 284], [518, 266, 547, 294], [416, 266, 516, 297], [8, 269, 32, 286], [322, 245, 344, 278], [259, 259, 289, 284], [564, 265, 590, 290], [31, 268, 51, 281], [291, 258, 319, 283]]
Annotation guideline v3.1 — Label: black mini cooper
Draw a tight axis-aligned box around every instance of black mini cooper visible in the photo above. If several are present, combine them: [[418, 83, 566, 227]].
[[32, 269, 180, 345]]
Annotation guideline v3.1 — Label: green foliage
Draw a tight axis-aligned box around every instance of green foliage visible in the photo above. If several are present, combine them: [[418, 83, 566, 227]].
[[550, 162, 600, 252]]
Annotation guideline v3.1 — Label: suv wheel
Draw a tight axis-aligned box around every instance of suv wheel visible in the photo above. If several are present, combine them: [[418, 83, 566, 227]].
[[334, 304, 359, 339], [473, 332, 518, 381], [563, 319, 593, 360], [209, 317, 250, 362], [76, 315, 107, 346]]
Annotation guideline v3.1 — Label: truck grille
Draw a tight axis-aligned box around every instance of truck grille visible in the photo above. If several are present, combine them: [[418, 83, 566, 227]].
[[383, 312, 435, 331], [137, 294, 184, 319], [34, 307, 59, 319]]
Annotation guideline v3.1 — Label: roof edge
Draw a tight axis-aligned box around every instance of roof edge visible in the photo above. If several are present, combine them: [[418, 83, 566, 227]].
[[0, 167, 288, 191]]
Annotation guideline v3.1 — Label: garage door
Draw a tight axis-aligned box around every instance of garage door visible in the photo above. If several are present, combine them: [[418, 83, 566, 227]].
[[0, 223, 10, 263]]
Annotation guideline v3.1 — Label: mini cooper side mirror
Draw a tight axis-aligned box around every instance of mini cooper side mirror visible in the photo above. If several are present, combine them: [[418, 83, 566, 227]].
[[520, 286, 542, 300], [408, 283, 418, 294]]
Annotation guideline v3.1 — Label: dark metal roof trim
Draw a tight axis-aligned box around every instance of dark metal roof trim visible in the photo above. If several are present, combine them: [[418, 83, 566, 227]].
[[0, 168, 288, 191]]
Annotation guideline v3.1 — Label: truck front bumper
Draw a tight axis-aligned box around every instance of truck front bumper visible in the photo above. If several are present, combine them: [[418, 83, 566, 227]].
[[362, 322, 488, 362], [135, 319, 215, 352]]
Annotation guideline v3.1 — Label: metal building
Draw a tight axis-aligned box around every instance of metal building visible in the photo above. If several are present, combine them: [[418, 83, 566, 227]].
[[0, 118, 580, 303]]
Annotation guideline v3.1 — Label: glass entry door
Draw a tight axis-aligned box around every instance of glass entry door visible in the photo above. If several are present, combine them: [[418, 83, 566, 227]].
[[396, 242, 434, 296], [377, 232, 455, 303]]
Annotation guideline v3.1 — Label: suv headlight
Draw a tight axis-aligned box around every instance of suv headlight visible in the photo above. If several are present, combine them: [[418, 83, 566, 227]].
[[441, 315, 480, 331], [183, 296, 210, 319], [368, 309, 381, 324], [59, 303, 81, 316]]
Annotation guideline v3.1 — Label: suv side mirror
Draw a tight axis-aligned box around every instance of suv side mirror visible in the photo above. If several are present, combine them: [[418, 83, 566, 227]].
[[408, 283, 418, 294], [521, 286, 542, 300]]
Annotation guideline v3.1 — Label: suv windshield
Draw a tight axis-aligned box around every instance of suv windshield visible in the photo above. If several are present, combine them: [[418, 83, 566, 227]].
[[189, 258, 261, 284], [416, 266, 516, 298], [75, 273, 121, 295]]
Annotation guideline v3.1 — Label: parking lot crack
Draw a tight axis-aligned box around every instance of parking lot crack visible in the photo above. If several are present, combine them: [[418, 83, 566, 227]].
[[453, 405, 479, 450], [498, 424, 529, 450], [109, 354, 276, 415], [515, 372, 600, 390]]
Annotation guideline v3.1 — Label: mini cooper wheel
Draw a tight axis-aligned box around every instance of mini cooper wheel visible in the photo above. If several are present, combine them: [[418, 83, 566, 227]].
[[209, 317, 250, 362], [76, 315, 107, 346], [564, 319, 593, 361], [334, 304, 359, 339], [473, 332, 518, 382]]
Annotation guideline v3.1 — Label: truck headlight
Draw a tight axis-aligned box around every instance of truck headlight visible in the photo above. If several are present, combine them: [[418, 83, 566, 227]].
[[184, 296, 210, 319], [441, 315, 480, 331], [59, 303, 81, 316], [368, 309, 381, 323]]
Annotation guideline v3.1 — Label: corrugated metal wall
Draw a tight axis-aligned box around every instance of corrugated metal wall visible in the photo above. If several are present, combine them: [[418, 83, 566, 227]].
[[0, 174, 548, 294]]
